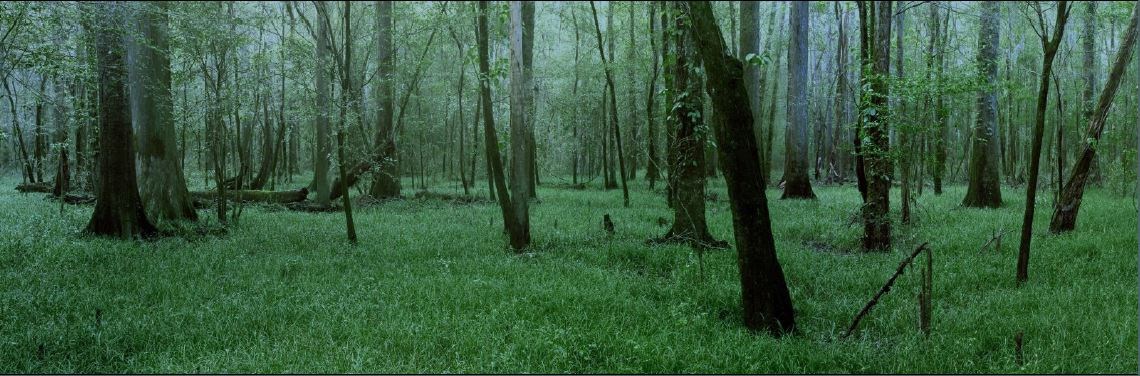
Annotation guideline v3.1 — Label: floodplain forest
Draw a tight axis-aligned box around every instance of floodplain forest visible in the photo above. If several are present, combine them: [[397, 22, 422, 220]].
[[0, 0, 1137, 373]]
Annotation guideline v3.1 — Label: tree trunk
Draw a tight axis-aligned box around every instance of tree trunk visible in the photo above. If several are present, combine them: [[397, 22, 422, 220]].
[[896, 6, 910, 224], [1050, 5, 1137, 233], [591, 1, 630, 207], [656, 2, 721, 248], [129, 1, 197, 223], [367, 1, 400, 199], [962, 1, 1003, 208], [857, 0, 892, 251], [478, 0, 527, 250], [310, 3, 332, 206], [684, 0, 796, 337], [85, 2, 156, 239], [741, 0, 761, 184], [784, 1, 815, 199], [508, 0, 533, 248]]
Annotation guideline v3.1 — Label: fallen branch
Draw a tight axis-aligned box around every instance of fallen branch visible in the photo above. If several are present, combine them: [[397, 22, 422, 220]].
[[841, 242, 931, 340], [978, 228, 1011, 253], [15, 182, 51, 193], [190, 188, 308, 206]]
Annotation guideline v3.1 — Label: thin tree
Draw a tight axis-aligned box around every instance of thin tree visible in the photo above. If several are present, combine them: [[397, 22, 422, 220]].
[[645, 2, 661, 188], [86, 1, 157, 239], [683, 0, 796, 336], [590, 1, 630, 207], [1016, 0, 1071, 286], [962, 1, 1003, 208], [478, 0, 528, 251]]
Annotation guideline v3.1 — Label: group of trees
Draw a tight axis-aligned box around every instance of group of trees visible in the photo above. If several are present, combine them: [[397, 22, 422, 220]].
[[0, 1, 1136, 336]]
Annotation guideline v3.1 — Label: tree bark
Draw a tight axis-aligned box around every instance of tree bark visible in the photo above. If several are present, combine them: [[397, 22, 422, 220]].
[[508, 0, 533, 248], [856, 0, 892, 251], [129, 1, 197, 223], [962, 1, 1003, 208], [590, 1, 630, 207], [86, 2, 157, 239]]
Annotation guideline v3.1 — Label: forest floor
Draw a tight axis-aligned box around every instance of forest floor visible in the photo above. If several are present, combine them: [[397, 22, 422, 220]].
[[0, 173, 1135, 373]]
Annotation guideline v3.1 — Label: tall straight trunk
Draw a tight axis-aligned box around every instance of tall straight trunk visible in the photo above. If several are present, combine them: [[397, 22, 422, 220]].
[[310, 3, 331, 206], [479, 0, 527, 250], [523, 1, 537, 199], [626, 2, 638, 182], [1016, 1, 1070, 285], [962, 1, 1003, 208], [646, 2, 661, 188], [337, 1, 357, 243], [931, 3, 948, 195], [508, 0, 533, 248], [832, 1, 849, 184], [51, 79, 69, 197], [130, 1, 197, 223], [684, 0, 795, 337], [764, 19, 781, 186], [1050, 6, 1138, 233], [1082, 2, 1098, 123], [896, 6, 910, 224], [657, 1, 719, 247], [857, 0, 892, 251], [783, 1, 814, 199], [572, 8, 581, 185], [591, 1, 630, 207], [86, 1, 156, 238], [741, 0, 761, 184], [448, 24, 469, 195], [369, 1, 400, 199], [33, 75, 47, 184]]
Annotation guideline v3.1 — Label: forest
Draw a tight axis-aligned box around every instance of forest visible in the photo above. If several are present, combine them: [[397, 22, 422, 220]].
[[0, 0, 1136, 373]]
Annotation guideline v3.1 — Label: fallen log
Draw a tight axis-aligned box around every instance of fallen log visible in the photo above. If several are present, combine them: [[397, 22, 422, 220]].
[[190, 188, 308, 206], [15, 182, 52, 193], [841, 242, 931, 340], [45, 193, 95, 205]]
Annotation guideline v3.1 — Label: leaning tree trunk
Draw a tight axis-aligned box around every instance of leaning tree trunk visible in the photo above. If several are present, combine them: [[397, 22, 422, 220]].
[[86, 1, 157, 239], [684, 0, 796, 337], [1050, 5, 1137, 234], [1016, 0, 1070, 286], [129, 1, 197, 223], [962, 1, 1003, 208], [478, 0, 527, 251]]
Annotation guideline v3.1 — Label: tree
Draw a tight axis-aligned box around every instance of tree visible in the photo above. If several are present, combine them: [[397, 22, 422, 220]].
[[478, 0, 528, 251], [856, 0, 892, 251], [645, 2, 661, 188], [928, 1, 948, 195], [962, 1, 1002, 208], [740, 0, 760, 182], [683, 0, 796, 337], [654, 2, 722, 249], [308, 2, 332, 207], [1016, 0, 1071, 286], [1050, 5, 1138, 233], [508, 0, 533, 246], [367, 1, 399, 199], [85, 2, 157, 239], [590, 1, 630, 207], [832, 1, 851, 185], [782, 1, 815, 199], [129, 1, 197, 224]]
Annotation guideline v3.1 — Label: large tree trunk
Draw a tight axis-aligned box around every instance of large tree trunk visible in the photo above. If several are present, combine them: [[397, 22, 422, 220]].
[[129, 1, 197, 223], [857, 0, 892, 251], [962, 1, 1003, 208], [508, 0, 533, 248], [365, 1, 399, 199], [928, 1, 947, 195], [684, 0, 796, 337], [782, 1, 814, 199], [831, 1, 850, 185], [310, 3, 332, 206], [656, 2, 721, 248], [1050, 5, 1137, 233], [478, 0, 527, 251], [86, 2, 157, 239], [1016, 1, 1070, 286], [896, 6, 910, 224]]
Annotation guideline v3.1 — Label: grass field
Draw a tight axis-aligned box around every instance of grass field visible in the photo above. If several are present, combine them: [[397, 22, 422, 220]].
[[0, 173, 1135, 373]]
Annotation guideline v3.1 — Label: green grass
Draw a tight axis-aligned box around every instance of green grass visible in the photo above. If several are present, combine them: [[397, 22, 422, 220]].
[[0, 172, 1135, 373]]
